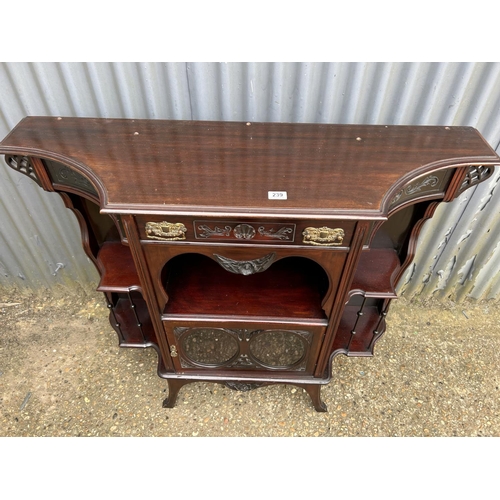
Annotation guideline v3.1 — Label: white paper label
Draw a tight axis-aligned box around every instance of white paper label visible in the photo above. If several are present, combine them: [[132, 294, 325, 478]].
[[268, 191, 288, 200]]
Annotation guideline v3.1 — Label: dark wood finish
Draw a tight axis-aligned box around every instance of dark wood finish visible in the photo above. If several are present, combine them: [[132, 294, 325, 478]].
[[121, 214, 175, 373], [314, 221, 370, 376], [1, 117, 497, 216], [163, 320, 325, 375], [30, 156, 55, 191], [350, 248, 400, 298], [135, 214, 356, 248], [96, 241, 140, 292], [1, 117, 499, 411], [112, 293, 156, 346], [333, 305, 386, 356], [140, 242, 347, 319], [57, 192, 100, 268], [162, 254, 328, 320]]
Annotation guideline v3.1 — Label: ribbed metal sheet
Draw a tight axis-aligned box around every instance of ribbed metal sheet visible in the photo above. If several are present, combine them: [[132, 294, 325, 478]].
[[1, 62, 500, 300]]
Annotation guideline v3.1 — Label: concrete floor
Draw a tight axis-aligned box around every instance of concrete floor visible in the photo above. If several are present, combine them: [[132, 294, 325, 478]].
[[1, 289, 499, 437]]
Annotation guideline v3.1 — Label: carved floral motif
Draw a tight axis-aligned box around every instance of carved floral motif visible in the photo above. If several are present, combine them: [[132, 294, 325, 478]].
[[404, 175, 439, 195], [194, 221, 295, 242], [233, 223, 256, 239], [390, 174, 442, 207], [174, 326, 312, 371], [258, 226, 293, 240], [56, 166, 95, 192], [197, 224, 232, 238], [225, 382, 263, 392]]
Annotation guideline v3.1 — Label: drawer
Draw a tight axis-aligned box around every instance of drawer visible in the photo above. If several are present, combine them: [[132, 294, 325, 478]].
[[135, 215, 356, 247]]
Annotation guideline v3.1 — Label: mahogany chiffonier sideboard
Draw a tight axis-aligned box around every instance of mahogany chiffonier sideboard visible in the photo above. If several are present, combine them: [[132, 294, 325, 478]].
[[1, 117, 498, 412]]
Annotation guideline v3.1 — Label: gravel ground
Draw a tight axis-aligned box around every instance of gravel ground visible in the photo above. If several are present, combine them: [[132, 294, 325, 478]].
[[1, 288, 499, 437]]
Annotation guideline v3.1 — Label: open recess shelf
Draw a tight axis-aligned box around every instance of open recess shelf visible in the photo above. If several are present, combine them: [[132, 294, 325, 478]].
[[162, 254, 329, 323]]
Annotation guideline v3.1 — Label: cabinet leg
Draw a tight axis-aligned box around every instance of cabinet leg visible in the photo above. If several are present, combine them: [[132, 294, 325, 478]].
[[162, 379, 190, 409], [297, 384, 327, 412]]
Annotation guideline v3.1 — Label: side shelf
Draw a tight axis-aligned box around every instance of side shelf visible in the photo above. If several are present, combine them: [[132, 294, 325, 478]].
[[96, 241, 141, 292], [349, 247, 400, 298], [334, 232, 400, 358], [111, 293, 157, 347], [332, 305, 385, 356]]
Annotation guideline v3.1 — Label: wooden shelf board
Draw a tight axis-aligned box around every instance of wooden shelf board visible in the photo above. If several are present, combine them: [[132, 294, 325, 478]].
[[97, 241, 140, 292], [350, 247, 400, 297]]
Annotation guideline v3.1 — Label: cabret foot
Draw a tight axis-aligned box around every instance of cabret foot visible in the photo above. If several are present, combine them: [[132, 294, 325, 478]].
[[296, 383, 328, 412], [162, 379, 191, 408]]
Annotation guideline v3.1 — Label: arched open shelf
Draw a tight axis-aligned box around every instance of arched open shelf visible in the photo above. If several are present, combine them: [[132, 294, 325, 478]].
[[161, 253, 329, 323]]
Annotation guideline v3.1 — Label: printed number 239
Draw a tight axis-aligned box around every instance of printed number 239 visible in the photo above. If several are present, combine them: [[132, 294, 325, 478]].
[[268, 191, 287, 200]]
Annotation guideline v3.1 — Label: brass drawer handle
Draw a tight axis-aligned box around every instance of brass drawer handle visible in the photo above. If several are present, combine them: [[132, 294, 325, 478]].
[[170, 345, 178, 358], [302, 227, 344, 246], [145, 221, 187, 241]]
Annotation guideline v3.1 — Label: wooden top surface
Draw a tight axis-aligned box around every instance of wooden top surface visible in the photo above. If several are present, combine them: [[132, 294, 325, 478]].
[[1, 116, 498, 217]]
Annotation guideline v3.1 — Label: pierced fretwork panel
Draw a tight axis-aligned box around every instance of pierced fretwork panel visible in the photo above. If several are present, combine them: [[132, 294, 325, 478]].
[[458, 165, 494, 194], [5, 155, 41, 186]]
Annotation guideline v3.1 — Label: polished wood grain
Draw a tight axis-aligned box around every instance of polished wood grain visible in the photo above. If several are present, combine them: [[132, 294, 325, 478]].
[[1, 117, 498, 216], [2, 117, 499, 412], [96, 241, 140, 292]]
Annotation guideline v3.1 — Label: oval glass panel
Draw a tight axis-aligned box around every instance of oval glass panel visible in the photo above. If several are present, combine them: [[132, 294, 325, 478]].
[[249, 330, 306, 368], [181, 328, 239, 366]]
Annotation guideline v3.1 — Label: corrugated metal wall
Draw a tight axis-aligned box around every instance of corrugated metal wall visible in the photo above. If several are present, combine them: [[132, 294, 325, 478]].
[[1, 62, 500, 300]]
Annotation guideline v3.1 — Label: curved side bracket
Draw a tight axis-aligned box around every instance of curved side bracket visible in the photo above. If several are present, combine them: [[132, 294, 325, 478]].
[[381, 159, 499, 216], [44, 158, 99, 199], [57, 192, 100, 270], [385, 168, 452, 215], [1, 147, 106, 207]]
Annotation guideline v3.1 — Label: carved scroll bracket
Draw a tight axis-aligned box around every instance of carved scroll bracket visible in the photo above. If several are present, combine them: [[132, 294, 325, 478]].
[[390, 174, 440, 206]]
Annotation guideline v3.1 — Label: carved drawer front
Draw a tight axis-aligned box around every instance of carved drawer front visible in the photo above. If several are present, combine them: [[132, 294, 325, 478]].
[[163, 321, 325, 375], [136, 215, 355, 247], [194, 220, 296, 243]]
